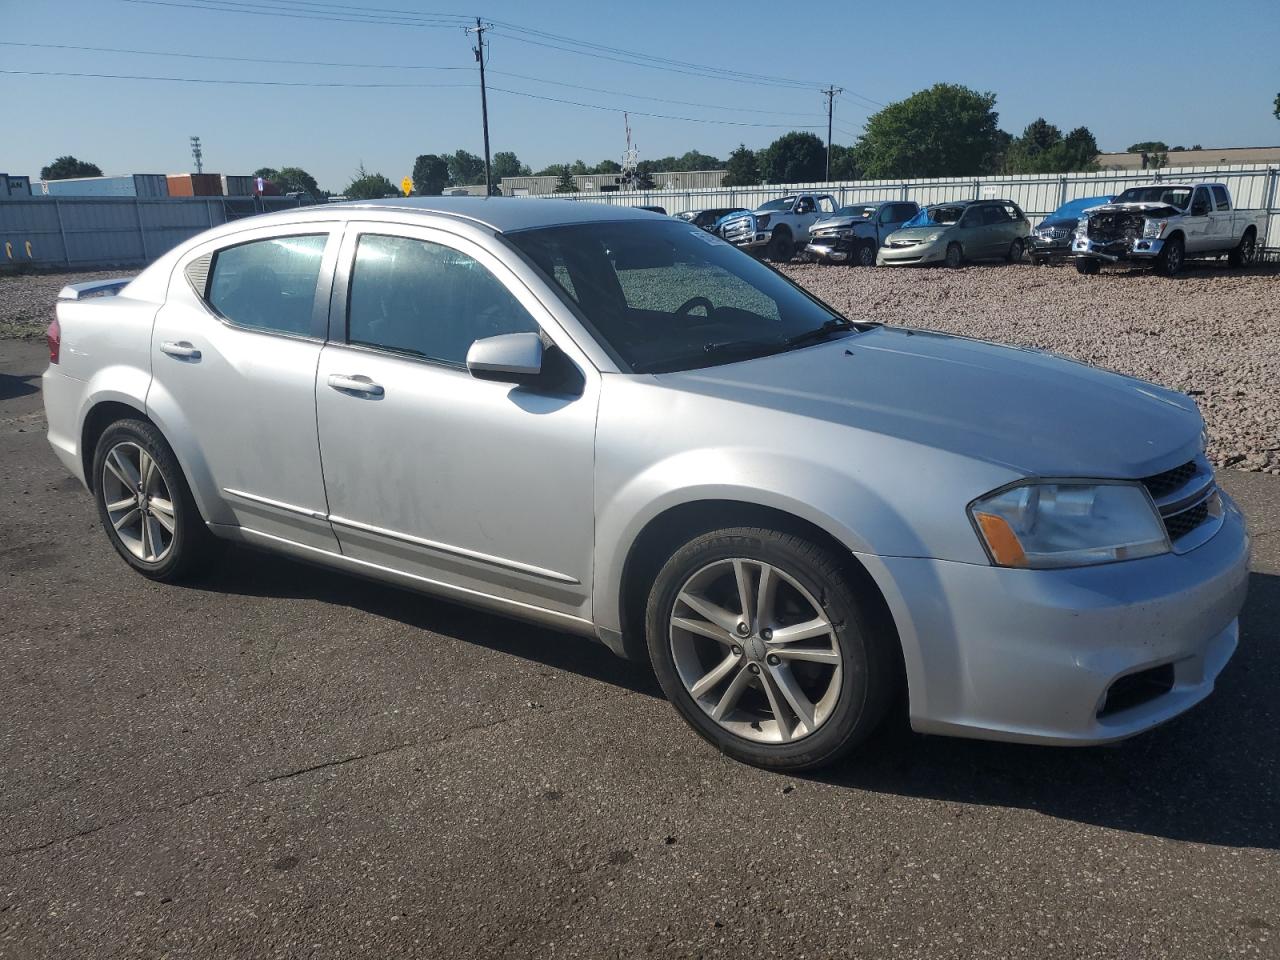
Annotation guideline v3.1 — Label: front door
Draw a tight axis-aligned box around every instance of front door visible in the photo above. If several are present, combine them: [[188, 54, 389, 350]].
[[314, 223, 599, 624], [1183, 187, 1213, 253], [149, 224, 341, 550]]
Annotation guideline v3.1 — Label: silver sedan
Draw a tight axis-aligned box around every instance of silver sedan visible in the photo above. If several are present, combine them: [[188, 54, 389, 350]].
[[43, 198, 1249, 770]]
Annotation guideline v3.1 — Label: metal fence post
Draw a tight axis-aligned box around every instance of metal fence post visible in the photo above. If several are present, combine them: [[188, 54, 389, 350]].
[[1059, 176, 1068, 207], [134, 198, 149, 264], [54, 198, 71, 267]]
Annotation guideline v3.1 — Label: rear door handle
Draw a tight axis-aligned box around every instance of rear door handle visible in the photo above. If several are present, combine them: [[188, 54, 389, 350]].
[[160, 340, 201, 360], [327, 374, 384, 397]]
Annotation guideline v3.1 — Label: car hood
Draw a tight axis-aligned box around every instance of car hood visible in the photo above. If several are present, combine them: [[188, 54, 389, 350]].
[[1087, 202, 1184, 218], [660, 326, 1201, 478], [887, 225, 955, 241], [811, 216, 871, 231]]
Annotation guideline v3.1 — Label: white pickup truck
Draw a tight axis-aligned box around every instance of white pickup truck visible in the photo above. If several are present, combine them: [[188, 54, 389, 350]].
[[1072, 181, 1266, 276], [719, 194, 838, 262]]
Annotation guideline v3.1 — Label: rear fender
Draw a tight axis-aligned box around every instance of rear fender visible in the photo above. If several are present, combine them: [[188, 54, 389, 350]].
[[143, 376, 231, 525]]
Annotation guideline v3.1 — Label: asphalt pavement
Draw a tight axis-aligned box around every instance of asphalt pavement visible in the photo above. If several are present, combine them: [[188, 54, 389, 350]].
[[1, 338, 1277, 959]]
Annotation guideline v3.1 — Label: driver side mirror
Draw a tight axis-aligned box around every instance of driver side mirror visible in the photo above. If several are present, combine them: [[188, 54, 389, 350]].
[[467, 332, 543, 384]]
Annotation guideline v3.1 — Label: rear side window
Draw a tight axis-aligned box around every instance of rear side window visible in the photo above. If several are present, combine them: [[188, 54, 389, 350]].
[[207, 234, 327, 336], [346, 234, 539, 367], [1211, 186, 1231, 210]]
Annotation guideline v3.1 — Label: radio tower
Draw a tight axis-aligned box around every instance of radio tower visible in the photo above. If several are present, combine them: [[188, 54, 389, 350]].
[[189, 135, 203, 174], [621, 113, 639, 189]]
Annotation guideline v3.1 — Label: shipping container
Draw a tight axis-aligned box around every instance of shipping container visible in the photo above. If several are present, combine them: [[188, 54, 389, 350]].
[[167, 173, 224, 197], [41, 174, 168, 198], [0, 174, 32, 199], [221, 175, 255, 196]]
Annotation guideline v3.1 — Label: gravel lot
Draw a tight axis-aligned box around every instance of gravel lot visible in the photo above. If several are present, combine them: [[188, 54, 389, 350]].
[[3, 259, 1277, 471]]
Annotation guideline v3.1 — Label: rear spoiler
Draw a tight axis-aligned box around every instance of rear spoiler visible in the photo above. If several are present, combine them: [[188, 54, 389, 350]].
[[57, 278, 132, 301]]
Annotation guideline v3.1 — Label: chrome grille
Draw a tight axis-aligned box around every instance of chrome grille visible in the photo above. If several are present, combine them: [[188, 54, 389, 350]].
[[1142, 460, 1198, 500], [1140, 456, 1220, 548], [721, 216, 754, 244]]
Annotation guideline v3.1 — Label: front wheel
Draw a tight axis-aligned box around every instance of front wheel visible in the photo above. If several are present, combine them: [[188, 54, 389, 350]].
[[645, 527, 895, 771], [1006, 237, 1025, 263], [856, 241, 877, 267], [766, 232, 793, 263], [1156, 235, 1185, 276], [1075, 257, 1101, 275], [944, 243, 963, 269], [92, 418, 218, 582]]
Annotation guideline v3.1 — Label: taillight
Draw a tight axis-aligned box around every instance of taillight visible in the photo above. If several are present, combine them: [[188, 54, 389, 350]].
[[47, 316, 61, 364]]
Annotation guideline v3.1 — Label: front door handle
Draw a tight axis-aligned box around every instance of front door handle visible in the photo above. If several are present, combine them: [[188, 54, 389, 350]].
[[160, 340, 201, 360], [327, 374, 384, 397]]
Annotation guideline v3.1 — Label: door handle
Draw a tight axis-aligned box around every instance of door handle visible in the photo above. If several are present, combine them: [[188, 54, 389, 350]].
[[160, 340, 201, 360], [327, 374, 384, 397]]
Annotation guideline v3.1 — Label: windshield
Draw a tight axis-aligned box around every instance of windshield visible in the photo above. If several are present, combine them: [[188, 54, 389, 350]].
[[506, 220, 856, 374], [756, 197, 796, 212], [834, 206, 877, 219], [1048, 196, 1112, 221], [1112, 187, 1192, 209], [905, 205, 965, 227]]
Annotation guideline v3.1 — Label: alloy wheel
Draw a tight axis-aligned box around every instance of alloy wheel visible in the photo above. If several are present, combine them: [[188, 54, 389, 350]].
[[101, 441, 176, 563], [669, 558, 842, 744]]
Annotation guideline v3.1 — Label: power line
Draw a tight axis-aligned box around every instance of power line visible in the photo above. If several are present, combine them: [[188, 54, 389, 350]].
[[0, 40, 471, 70], [120, 0, 466, 29], [486, 86, 827, 129], [0, 68, 475, 88]]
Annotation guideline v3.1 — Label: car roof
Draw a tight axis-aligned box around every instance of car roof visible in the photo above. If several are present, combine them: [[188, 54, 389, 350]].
[[254, 196, 669, 233]]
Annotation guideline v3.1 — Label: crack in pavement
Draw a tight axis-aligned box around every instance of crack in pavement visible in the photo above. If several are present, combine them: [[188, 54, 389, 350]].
[[0, 697, 614, 860]]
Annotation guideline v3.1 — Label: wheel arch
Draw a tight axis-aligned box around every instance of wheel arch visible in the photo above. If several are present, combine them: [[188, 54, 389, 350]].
[[80, 398, 150, 492], [614, 499, 904, 689]]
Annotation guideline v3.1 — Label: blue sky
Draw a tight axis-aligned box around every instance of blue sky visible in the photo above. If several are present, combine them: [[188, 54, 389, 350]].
[[3, 0, 1278, 191]]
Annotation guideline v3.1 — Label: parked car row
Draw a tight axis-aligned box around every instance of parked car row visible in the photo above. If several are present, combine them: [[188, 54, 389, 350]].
[[667, 180, 1264, 276]]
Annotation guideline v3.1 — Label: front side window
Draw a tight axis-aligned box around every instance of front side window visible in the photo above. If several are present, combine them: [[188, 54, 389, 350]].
[[347, 234, 539, 366], [507, 220, 856, 374], [1211, 186, 1231, 210], [206, 234, 327, 336]]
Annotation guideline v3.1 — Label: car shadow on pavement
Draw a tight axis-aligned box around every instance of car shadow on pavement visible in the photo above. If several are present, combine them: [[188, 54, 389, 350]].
[[816, 570, 1280, 852], [0, 370, 39, 402], [199, 545, 664, 699]]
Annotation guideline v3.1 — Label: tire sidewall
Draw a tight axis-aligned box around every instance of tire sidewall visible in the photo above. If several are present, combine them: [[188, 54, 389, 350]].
[[945, 243, 962, 268], [858, 241, 876, 267], [645, 528, 884, 770], [92, 419, 200, 581]]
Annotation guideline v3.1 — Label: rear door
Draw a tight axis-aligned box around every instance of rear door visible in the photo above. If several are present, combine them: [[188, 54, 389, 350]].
[[314, 221, 599, 622], [150, 222, 341, 550]]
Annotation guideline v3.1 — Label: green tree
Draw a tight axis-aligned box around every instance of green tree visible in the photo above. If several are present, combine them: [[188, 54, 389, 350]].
[[491, 151, 530, 182], [253, 166, 281, 183], [41, 155, 103, 180], [675, 149, 724, 170], [447, 149, 485, 185], [275, 167, 320, 197], [853, 84, 1001, 178], [758, 131, 826, 183], [721, 144, 761, 186], [827, 143, 860, 180], [569, 159, 589, 176], [534, 162, 568, 177], [1127, 140, 1168, 153], [592, 159, 622, 174], [1003, 120, 1098, 174], [552, 168, 579, 193], [345, 167, 397, 200], [412, 154, 449, 195]]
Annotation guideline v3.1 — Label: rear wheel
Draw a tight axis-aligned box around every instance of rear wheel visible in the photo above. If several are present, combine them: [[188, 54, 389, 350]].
[[1006, 237, 1025, 263], [646, 527, 895, 771], [92, 418, 217, 582], [856, 241, 877, 267], [1075, 257, 1101, 275], [944, 243, 963, 269], [1228, 228, 1256, 268], [1156, 235, 1185, 276]]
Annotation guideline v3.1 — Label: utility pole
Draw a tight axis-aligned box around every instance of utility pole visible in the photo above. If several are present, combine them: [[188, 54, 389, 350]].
[[821, 86, 842, 181], [189, 135, 203, 174], [467, 18, 493, 195]]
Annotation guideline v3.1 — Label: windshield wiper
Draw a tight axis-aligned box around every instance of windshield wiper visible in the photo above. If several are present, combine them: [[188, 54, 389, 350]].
[[784, 317, 854, 348]]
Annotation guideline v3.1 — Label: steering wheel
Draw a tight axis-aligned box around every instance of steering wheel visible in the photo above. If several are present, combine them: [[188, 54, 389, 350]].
[[674, 296, 715, 318]]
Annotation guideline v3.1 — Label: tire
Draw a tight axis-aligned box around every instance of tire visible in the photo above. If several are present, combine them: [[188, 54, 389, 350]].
[[92, 418, 218, 582], [1228, 228, 1257, 268], [1156, 234, 1185, 276], [1075, 257, 1101, 275], [944, 242, 963, 269], [766, 231, 793, 263], [1006, 237, 1025, 263], [856, 241, 877, 267], [645, 526, 896, 771], [1031, 255, 1048, 267]]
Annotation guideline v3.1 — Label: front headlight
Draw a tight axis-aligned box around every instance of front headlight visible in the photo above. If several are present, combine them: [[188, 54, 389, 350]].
[[1143, 219, 1167, 239], [1074, 218, 1089, 237], [969, 482, 1170, 569], [925, 232, 942, 242], [835, 228, 853, 237], [755, 214, 771, 229]]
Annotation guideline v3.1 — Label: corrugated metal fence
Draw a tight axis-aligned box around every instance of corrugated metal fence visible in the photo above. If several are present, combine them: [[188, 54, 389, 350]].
[[552, 164, 1280, 248], [0, 196, 306, 270]]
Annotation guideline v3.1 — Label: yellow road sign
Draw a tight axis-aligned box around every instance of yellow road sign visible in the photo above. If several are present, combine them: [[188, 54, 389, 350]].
[[401, 176, 413, 196]]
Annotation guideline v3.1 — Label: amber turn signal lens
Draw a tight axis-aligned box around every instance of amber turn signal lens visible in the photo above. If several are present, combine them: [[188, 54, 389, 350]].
[[974, 511, 1027, 567]]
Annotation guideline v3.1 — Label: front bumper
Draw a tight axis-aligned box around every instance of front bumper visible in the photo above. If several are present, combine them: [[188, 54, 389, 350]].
[[1027, 236, 1072, 259], [803, 241, 851, 262], [878, 239, 946, 266], [864, 493, 1249, 745], [1072, 235, 1165, 262]]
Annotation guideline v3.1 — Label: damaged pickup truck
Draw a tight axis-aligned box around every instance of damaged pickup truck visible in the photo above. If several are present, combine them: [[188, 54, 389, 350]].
[[1072, 182, 1265, 276]]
